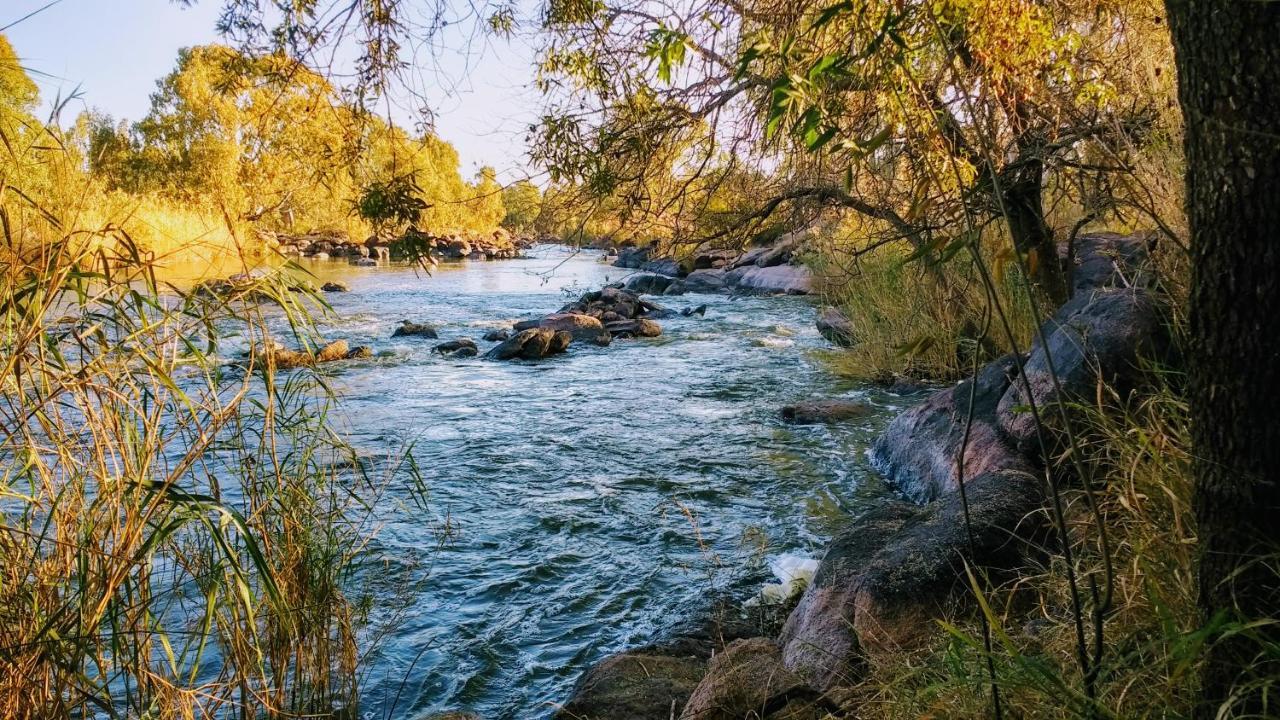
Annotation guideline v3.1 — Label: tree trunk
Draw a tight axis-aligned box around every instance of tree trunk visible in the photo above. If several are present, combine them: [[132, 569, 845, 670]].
[[1165, 3, 1280, 717], [1002, 154, 1068, 305]]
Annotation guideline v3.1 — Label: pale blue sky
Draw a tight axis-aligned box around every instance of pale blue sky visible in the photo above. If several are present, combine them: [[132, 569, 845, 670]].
[[4, 0, 543, 182]]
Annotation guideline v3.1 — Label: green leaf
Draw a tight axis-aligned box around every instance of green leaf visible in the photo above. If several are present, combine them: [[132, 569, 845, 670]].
[[812, 1, 854, 30]]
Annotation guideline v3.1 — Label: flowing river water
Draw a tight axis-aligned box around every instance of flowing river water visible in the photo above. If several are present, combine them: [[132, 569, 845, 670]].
[[218, 245, 904, 719]]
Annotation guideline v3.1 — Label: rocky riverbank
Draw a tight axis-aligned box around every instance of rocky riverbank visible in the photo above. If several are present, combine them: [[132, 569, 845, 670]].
[[263, 227, 531, 265], [551, 232, 1167, 719]]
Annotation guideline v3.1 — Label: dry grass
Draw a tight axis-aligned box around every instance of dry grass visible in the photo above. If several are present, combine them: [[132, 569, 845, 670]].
[[810, 227, 1039, 383]]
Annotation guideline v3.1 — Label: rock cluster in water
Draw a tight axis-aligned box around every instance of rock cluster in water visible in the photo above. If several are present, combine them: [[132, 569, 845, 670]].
[[607, 228, 818, 296], [552, 232, 1167, 719]]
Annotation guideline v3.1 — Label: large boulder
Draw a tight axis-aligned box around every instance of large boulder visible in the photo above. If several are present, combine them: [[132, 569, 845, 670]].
[[725, 265, 813, 295], [515, 313, 612, 345], [692, 248, 737, 270], [613, 246, 651, 269], [642, 257, 685, 277], [779, 470, 1045, 688], [485, 328, 573, 360], [998, 288, 1166, 456], [816, 307, 856, 347], [996, 231, 1165, 456], [682, 269, 728, 294], [1068, 232, 1155, 295], [781, 400, 873, 425], [555, 651, 707, 720], [679, 638, 826, 720], [869, 355, 1030, 503]]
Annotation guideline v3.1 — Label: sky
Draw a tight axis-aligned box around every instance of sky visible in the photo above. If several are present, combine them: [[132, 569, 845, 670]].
[[4, 0, 544, 183]]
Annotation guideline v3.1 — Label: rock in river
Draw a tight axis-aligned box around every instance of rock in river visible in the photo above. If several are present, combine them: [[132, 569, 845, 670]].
[[392, 320, 439, 339], [485, 328, 573, 360], [816, 307, 856, 346], [514, 313, 612, 345], [433, 338, 479, 357], [321, 281, 349, 292], [605, 318, 662, 338], [781, 400, 872, 424]]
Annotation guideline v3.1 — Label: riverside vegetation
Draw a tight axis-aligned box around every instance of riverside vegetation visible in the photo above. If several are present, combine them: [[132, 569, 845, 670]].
[[3, 1, 1279, 719]]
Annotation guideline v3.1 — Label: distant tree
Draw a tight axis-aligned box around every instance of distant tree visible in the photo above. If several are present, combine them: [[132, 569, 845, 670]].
[[128, 45, 357, 230], [465, 166, 506, 232], [501, 180, 542, 234], [0, 34, 38, 127], [1164, 2, 1280, 717]]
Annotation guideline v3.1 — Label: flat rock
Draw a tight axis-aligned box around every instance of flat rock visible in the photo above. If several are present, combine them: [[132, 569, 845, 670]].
[[725, 265, 812, 295], [605, 318, 662, 338], [626, 273, 677, 295], [516, 313, 612, 345]]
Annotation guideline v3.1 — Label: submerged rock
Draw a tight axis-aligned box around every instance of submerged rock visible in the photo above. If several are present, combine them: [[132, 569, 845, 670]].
[[781, 400, 872, 424], [681, 304, 707, 317], [345, 345, 373, 359], [392, 320, 440, 339], [482, 328, 511, 342]]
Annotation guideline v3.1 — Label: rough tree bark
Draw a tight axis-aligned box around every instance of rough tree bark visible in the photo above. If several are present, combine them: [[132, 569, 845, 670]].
[[1164, 2, 1280, 717]]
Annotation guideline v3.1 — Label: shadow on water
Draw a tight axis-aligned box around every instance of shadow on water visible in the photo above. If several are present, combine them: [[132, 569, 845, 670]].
[[182, 245, 901, 719]]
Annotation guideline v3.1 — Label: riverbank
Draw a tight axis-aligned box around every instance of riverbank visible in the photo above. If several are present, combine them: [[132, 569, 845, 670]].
[[551, 233, 1171, 719]]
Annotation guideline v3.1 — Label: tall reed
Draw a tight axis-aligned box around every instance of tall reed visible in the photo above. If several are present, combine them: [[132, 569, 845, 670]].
[[0, 103, 396, 720]]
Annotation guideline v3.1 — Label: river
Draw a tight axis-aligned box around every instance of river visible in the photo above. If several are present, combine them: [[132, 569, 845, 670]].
[[222, 245, 900, 719]]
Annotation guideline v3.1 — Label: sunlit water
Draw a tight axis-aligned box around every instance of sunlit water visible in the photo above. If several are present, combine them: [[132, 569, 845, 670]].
[[208, 246, 905, 719]]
